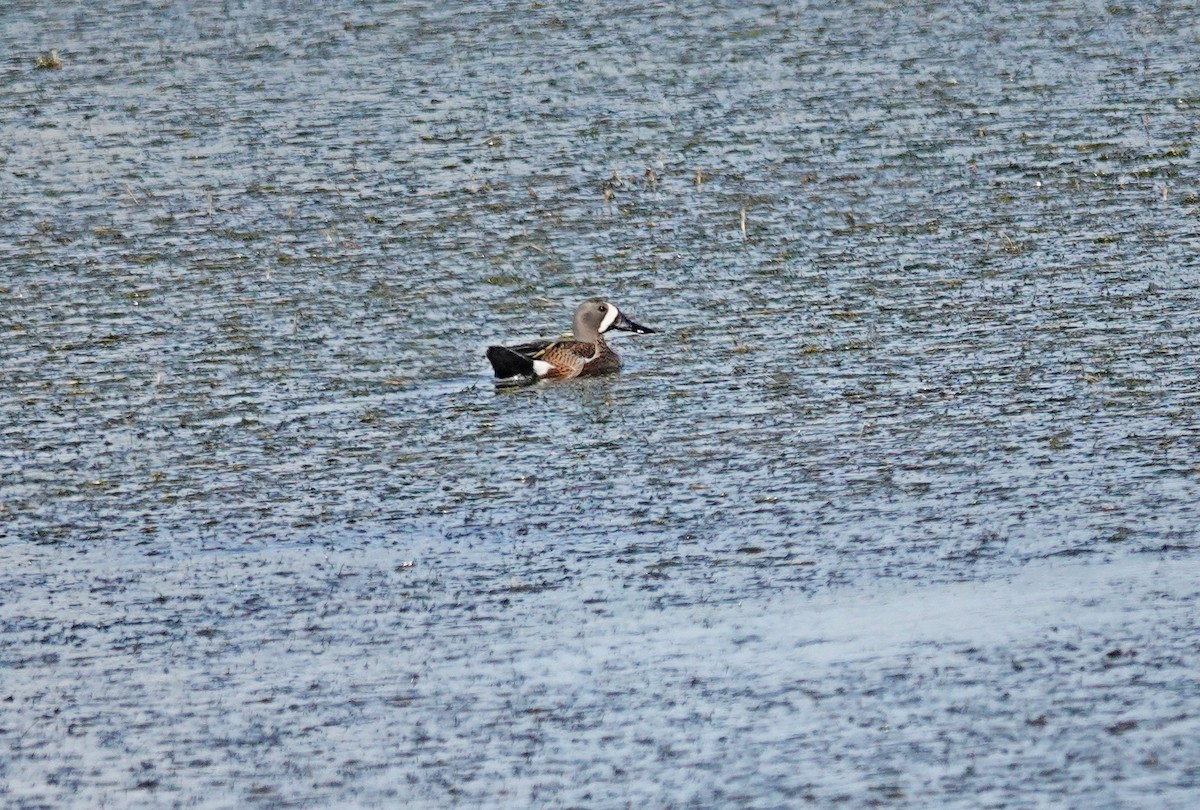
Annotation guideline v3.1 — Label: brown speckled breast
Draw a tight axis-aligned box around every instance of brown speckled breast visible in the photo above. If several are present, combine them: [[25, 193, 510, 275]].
[[575, 338, 619, 377]]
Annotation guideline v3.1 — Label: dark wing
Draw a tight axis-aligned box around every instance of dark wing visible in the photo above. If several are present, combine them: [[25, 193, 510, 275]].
[[509, 339, 555, 357], [537, 341, 596, 360], [487, 339, 596, 379]]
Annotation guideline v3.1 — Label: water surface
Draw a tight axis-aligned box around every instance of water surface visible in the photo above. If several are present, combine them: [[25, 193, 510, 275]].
[[2, 1, 1199, 807]]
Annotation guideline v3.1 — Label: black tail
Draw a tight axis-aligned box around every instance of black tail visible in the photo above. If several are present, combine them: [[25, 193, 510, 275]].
[[486, 345, 535, 378]]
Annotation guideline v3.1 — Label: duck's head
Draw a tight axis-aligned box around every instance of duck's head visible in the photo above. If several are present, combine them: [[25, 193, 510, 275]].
[[573, 298, 656, 342]]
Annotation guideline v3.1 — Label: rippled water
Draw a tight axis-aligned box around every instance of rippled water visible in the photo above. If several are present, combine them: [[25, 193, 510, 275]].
[[3, 1, 1199, 807]]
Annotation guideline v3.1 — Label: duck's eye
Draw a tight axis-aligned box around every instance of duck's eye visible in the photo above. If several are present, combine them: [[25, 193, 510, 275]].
[[598, 304, 607, 312]]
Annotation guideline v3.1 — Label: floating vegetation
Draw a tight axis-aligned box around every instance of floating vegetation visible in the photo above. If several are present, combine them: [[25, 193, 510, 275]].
[[6, 2, 1200, 808], [34, 49, 62, 70]]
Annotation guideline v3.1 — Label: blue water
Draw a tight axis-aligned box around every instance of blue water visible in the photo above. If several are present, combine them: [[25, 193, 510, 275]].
[[3, 1, 1199, 807]]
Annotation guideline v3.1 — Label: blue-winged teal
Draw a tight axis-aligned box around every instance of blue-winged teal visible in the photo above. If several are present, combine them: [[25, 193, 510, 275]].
[[486, 298, 656, 381]]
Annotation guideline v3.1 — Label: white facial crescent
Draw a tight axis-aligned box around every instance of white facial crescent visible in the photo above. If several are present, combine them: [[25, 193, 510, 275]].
[[598, 304, 620, 333]]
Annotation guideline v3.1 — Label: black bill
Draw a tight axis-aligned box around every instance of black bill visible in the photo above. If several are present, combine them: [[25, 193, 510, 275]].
[[612, 311, 655, 334]]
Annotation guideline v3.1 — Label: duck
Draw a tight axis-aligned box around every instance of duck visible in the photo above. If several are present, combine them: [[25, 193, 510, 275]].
[[486, 298, 656, 381]]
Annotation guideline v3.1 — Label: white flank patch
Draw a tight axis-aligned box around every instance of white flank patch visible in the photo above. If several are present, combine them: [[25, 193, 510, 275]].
[[532, 360, 555, 377]]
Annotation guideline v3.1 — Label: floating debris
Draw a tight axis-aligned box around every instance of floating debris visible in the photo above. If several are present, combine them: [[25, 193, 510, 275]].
[[34, 49, 62, 70]]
